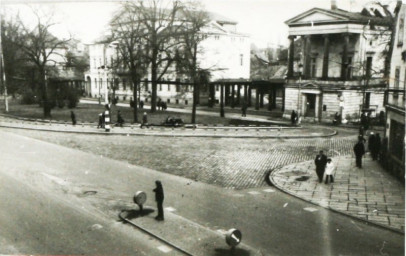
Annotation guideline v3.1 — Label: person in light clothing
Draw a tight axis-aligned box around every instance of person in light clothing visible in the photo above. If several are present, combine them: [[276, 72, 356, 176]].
[[325, 158, 335, 184]]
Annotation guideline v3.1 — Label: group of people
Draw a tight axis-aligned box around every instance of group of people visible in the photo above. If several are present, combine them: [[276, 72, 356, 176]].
[[354, 131, 382, 168], [314, 151, 335, 184]]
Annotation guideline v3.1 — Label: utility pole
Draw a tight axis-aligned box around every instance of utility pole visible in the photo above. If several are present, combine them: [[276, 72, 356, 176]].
[[0, 31, 9, 112]]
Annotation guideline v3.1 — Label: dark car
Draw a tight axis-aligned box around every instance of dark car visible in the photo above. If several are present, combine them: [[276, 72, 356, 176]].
[[163, 116, 184, 127]]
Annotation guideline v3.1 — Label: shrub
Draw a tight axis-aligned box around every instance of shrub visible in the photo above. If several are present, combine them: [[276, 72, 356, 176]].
[[67, 91, 79, 109], [21, 90, 37, 105]]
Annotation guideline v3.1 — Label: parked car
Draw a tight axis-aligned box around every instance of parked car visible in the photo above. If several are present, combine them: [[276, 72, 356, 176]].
[[163, 116, 184, 127]]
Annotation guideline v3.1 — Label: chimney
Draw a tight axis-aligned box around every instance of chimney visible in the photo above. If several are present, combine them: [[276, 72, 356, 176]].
[[331, 0, 337, 10]]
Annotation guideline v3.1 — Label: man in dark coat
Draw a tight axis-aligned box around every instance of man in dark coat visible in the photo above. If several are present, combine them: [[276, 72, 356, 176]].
[[373, 133, 381, 161], [314, 150, 328, 183], [354, 139, 365, 168], [70, 111, 76, 125], [153, 180, 164, 221], [241, 101, 247, 117], [291, 110, 297, 125], [368, 132, 376, 160], [116, 110, 124, 127]]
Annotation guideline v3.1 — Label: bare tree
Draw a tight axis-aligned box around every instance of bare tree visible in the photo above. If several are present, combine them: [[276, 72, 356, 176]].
[[176, 1, 211, 123], [111, 2, 150, 123], [134, 0, 184, 112], [15, 7, 70, 118]]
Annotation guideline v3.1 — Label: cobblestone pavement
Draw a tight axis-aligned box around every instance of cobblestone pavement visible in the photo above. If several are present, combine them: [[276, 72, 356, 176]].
[[270, 155, 405, 233], [3, 126, 356, 190]]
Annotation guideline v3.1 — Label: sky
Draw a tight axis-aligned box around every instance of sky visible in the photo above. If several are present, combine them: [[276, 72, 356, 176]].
[[1, 0, 396, 48]]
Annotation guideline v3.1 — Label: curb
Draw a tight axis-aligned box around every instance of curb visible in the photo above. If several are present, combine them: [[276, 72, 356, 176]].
[[118, 210, 193, 256], [0, 123, 338, 139], [267, 167, 405, 235]]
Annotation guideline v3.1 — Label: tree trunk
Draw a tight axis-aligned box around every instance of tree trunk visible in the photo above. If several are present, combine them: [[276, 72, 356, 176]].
[[132, 79, 138, 123], [150, 49, 158, 113], [40, 68, 51, 118], [192, 81, 197, 124]]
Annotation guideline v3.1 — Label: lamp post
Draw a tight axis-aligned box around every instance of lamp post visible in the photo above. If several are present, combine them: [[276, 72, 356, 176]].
[[297, 63, 303, 116]]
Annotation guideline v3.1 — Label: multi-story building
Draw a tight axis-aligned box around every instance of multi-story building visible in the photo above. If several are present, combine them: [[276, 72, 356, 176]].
[[283, 1, 392, 123], [84, 12, 250, 105], [385, 2, 405, 180]]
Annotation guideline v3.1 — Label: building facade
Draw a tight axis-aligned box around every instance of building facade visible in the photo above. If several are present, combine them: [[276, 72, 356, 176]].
[[84, 13, 250, 106], [283, 3, 392, 123], [385, 2, 405, 180]]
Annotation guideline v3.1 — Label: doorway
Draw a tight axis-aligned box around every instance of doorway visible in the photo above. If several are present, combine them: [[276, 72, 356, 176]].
[[305, 94, 316, 117]]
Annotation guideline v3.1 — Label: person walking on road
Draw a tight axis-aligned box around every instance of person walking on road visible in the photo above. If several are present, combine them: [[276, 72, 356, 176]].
[[153, 180, 164, 221], [116, 110, 124, 127], [354, 138, 365, 168], [373, 133, 381, 161], [368, 132, 376, 160], [141, 112, 148, 128], [314, 150, 327, 183], [291, 110, 297, 125], [324, 158, 335, 184], [70, 111, 76, 126], [241, 101, 247, 117]]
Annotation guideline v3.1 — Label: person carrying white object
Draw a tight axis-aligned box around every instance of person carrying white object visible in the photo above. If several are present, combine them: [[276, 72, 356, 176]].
[[325, 158, 335, 184]]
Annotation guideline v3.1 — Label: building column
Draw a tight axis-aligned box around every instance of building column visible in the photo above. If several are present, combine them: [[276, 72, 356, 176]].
[[237, 85, 241, 105], [341, 33, 349, 80], [248, 86, 252, 107], [244, 85, 248, 103], [255, 88, 260, 110], [268, 90, 273, 111], [287, 36, 296, 78], [220, 84, 224, 117], [322, 35, 330, 80], [231, 85, 235, 108], [304, 35, 311, 78], [225, 85, 230, 106], [260, 91, 264, 108]]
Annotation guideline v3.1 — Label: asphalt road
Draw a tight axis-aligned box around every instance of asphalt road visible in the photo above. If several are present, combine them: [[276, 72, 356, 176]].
[[0, 129, 404, 255]]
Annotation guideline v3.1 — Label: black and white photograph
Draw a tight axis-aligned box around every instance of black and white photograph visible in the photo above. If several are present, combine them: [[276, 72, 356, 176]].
[[0, 0, 405, 255]]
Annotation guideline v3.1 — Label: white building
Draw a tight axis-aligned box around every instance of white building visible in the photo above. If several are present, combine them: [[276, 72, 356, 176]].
[[84, 12, 250, 105], [283, 2, 392, 122], [385, 2, 405, 180]]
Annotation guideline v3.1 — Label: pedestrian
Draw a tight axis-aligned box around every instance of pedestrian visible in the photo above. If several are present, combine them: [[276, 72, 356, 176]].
[[117, 110, 124, 127], [361, 112, 369, 131], [153, 180, 164, 221], [333, 112, 340, 125], [241, 101, 247, 117], [97, 113, 104, 128], [314, 150, 327, 183], [353, 138, 365, 168], [291, 110, 297, 125], [70, 111, 76, 125], [157, 98, 162, 111], [359, 126, 365, 137], [141, 112, 148, 128], [373, 133, 381, 161], [368, 132, 376, 160], [325, 158, 335, 184], [139, 100, 144, 109]]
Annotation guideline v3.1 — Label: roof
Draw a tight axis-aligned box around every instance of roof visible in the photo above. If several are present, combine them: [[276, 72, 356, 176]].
[[285, 7, 392, 27], [208, 12, 237, 25]]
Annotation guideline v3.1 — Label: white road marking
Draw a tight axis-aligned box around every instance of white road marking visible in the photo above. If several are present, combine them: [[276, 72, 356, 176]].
[[248, 191, 261, 195], [157, 245, 172, 253], [263, 189, 275, 193], [165, 207, 176, 212], [303, 207, 318, 212]]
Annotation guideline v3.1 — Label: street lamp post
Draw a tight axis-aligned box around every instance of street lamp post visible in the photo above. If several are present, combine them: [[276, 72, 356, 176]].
[[297, 63, 303, 116]]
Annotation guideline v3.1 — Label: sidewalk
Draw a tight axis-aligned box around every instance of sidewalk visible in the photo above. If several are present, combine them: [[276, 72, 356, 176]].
[[0, 115, 336, 138], [269, 154, 405, 233]]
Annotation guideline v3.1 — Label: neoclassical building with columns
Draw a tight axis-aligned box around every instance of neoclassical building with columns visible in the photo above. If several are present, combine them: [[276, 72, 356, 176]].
[[283, 3, 392, 123]]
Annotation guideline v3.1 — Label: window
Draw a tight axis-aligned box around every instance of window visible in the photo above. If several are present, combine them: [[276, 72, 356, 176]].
[[216, 85, 219, 92], [168, 84, 170, 91], [311, 58, 316, 78], [366, 57, 373, 78], [123, 79, 127, 91], [215, 35, 220, 40], [347, 57, 353, 79], [159, 84, 162, 91], [240, 54, 243, 66], [94, 78, 97, 89], [93, 58, 96, 68], [394, 67, 400, 98], [99, 78, 103, 89], [398, 18, 404, 46]]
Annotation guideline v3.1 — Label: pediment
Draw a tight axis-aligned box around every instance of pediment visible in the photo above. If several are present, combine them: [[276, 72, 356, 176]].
[[285, 8, 349, 26], [302, 83, 319, 89], [202, 21, 227, 34]]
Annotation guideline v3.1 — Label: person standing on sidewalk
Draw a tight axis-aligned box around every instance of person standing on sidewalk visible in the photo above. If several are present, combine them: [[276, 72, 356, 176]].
[[373, 133, 381, 161], [314, 150, 327, 183], [241, 101, 247, 117], [70, 111, 76, 126], [153, 180, 164, 221], [354, 138, 365, 168], [368, 132, 376, 160], [141, 112, 148, 128], [325, 158, 335, 184], [291, 110, 297, 125]]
